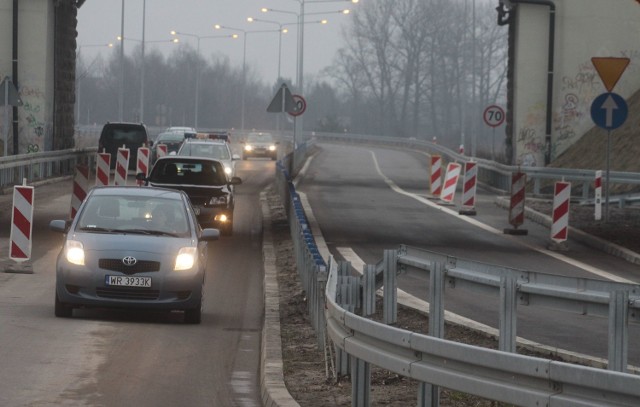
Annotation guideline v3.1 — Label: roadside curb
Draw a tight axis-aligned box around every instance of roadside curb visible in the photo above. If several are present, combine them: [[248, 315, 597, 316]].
[[260, 191, 300, 407]]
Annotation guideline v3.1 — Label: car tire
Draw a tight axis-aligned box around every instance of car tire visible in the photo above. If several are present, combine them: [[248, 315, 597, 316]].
[[184, 301, 202, 324], [54, 293, 73, 318], [242, 155, 248, 160]]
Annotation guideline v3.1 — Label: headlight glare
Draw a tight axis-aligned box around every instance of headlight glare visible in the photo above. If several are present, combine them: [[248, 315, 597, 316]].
[[65, 240, 85, 265], [268, 145, 276, 151], [244, 145, 253, 151], [175, 247, 197, 271], [224, 166, 232, 175]]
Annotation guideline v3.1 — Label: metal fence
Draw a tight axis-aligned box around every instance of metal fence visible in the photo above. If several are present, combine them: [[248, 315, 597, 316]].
[[276, 141, 640, 406]]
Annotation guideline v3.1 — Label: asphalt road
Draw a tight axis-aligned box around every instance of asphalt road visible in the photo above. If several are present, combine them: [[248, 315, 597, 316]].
[[0, 158, 275, 406], [296, 143, 640, 365]]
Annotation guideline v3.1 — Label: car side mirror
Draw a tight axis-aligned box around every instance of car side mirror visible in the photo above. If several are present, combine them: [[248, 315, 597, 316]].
[[200, 228, 220, 241], [49, 219, 70, 233], [232, 154, 241, 161], [135, 173, 148, 183], [229, 176, 242, 185]]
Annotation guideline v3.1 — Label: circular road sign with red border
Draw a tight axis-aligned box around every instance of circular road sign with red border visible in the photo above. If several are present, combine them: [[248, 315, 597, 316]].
[[483, 105, 505, 128], [289, 94, 307, 117]]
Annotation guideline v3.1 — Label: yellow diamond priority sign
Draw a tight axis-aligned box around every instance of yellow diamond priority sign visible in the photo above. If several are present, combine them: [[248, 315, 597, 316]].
[[591, 57, 630, 92]]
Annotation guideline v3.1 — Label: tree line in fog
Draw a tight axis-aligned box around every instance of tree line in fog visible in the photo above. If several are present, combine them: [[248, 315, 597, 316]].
[[77, 0, 506, 154]]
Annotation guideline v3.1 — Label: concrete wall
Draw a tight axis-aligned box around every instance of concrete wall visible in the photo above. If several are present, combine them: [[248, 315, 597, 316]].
[[512, 0, 640, 167], [0, 0, 54, 155]]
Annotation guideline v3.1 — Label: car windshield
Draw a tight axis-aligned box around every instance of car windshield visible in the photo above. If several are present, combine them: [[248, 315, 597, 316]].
[[150, 159, 227, 186], [76, 195, 189, 236], [104, 127, 147, 144], [247, 134, 273, 143], [178, 143, 230, 160]]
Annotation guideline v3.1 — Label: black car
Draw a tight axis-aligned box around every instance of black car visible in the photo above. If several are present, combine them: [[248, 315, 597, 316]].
[[98, 122, 150, 170], [140, 156, 241, 236]]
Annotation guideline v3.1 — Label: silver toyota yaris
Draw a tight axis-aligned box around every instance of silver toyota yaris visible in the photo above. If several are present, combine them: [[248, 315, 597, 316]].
[[50, 186, 219, 324]]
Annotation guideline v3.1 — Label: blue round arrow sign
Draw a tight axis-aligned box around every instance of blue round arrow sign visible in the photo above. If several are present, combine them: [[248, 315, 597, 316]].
[[590, 92, 628, 130]]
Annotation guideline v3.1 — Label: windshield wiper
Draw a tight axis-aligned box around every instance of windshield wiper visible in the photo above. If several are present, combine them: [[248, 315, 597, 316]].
[[116, 228, 180, 237], [78, 226, 116, 233]]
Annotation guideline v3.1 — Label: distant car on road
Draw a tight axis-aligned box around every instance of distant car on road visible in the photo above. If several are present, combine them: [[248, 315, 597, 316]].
[[98, 122, 150, 170], [140, 156, 242, 236], [50, 185, 219, 324], [177, 138, 240, 177], [151, 130, 188, 163], [242, 132, 278, 160]]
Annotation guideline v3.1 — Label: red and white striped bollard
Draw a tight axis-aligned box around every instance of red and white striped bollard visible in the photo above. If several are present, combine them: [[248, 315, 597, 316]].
[[550, 181, 571, 249], [594, 170, 602, 221], [440, 162, 461, 204], [70, 164, 89, 219], [459, 161, 477, 215], [429, 155, 442, 197], [10, 181, 34, 263], [114, 147, 130, 186], [96, 152, 111, 187], [503, 171, 528, 235]]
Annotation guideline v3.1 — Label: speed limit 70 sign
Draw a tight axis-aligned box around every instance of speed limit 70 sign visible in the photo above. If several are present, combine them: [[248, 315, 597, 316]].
[[483, 105, 505, 128]]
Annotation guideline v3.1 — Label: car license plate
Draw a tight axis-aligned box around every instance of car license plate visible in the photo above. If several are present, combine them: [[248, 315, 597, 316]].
[[105, 275, 152, 288], [193, 206, 201, 215]]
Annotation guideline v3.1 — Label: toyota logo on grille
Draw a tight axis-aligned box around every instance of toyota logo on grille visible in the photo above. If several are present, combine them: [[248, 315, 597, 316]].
[[122, 256, 137, 266]]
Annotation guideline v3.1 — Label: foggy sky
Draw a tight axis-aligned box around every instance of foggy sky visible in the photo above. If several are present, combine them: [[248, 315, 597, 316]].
[[76, 0, 356, 86]]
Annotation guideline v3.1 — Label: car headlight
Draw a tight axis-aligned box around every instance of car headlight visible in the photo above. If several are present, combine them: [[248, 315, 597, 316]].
[[209, 195, 228, 205], [224, 166, 232, 175], [175, 247, 197, 271], [244, 145, 253, 151], [268, 145, 276, 151], [65, 240, 85, 265]]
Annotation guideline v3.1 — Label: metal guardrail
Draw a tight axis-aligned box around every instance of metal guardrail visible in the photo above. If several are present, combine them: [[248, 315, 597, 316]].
[[276, 141, 640, 406], [0, 148, 98, 190]]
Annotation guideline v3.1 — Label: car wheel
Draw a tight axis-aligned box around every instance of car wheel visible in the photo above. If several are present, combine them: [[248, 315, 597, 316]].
[[54, 293, 73, 318], [242, 155, 248, 160]]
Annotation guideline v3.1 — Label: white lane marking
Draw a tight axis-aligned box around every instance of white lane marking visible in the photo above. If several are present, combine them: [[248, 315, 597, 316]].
[[368, 150, 635, 283]]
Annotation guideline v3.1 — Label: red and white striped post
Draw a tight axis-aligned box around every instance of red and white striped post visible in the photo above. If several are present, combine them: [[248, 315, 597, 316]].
[[10, 181, 34, 263], [459, 161, 477, 216], [440, 162, 461, 204], [550, 181, 571, 250], [594, 170, 602, 221], [70, 164, 89, 219], [136, 146, 150, 185], [503, 171, 528, 235], [114, 147, 130, 186], [429, 155, 443, 197], [156, 143, 168, 159], [95, 152, 111, 187]]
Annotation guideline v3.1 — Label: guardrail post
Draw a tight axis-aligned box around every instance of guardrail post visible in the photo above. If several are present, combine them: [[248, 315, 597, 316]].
[[362, 264, 376, 317], [383, 249, 398, 325], [350, 356, 370, 407], [499, 275, 518, 353], [417, 383, 439, 407], [608, 290, 629, 373], [428, 261, 445, 338], [316, 266, 327, 350]]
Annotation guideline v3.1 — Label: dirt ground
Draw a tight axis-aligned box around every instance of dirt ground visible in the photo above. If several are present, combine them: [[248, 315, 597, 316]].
[[265, 186, 640, 406]]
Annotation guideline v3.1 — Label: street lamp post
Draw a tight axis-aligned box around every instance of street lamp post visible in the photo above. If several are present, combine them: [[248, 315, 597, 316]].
[[76, 43, 113, 125], [170, 31, 237, 129], [119, 0, 125, 121], [117, 36, 178, 123], [214, 25, 280, 132]]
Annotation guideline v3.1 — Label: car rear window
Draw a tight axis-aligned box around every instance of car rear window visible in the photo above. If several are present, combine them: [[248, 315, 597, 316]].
[[151, 160, 227, 186]]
